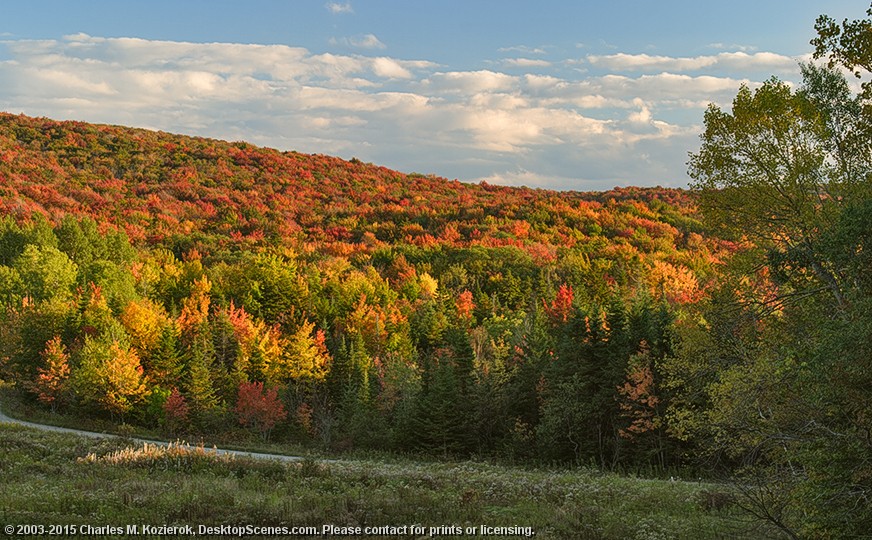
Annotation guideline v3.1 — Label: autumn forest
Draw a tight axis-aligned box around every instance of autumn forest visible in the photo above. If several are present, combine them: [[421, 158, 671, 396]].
[[0, 110, 713, 462], [2, 7, 872, 538]]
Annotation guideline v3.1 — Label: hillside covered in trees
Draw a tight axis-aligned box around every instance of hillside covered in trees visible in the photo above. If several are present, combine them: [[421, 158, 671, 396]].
[[3, 2, 872, 532], [0, 112, 722, 462]]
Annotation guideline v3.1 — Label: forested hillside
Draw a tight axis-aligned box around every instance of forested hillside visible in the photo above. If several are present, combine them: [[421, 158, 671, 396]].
[[2, 3, 872, 534], [0, 111, 722, 464], [0, 112, 699, 259]]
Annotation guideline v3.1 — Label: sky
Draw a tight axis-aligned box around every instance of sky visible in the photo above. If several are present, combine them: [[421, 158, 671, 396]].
[[0, 1, 868, 191]]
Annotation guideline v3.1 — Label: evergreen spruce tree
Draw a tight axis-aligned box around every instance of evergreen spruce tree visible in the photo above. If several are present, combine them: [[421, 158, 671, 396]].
[[147, 324, 184, 389], [184, 322, 220, 423]]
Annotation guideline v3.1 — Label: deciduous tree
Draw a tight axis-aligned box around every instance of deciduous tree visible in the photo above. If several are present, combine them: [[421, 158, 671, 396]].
[[73, 335, 149, 418], [34, 335, 70, 412], [235, 380, 287, 440]]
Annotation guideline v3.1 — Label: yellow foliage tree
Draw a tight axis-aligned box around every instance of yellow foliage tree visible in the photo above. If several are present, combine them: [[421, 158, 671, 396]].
[[419, 272, 438, 299], [119, 298, 169, 357], [264, 320, 330, 385], [74, 335, 149, 417]]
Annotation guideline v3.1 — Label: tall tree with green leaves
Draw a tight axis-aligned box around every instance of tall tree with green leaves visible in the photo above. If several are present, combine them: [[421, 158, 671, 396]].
[[13, 244, 78, 303], [812, 4, 872, 98], [686, 55, 872, 537], [184, 322, 220, 419], [688, 63, 869, 314]]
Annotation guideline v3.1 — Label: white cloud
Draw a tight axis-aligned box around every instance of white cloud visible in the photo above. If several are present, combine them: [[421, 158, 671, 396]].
[[628, 99, 653, 124], [303, 115, 366, 129], [502, 58, 552, 68], [708, 42, 757, 52], [459, 106, 610, 152], [515, 71, 753, 114], [498, 45, 546, 55], [715, 51, 802, 71], [331, 33, 386, 50], [586, 51, 799, 73], [371, 57, 412, 79], [523, 74, 562, 88], [353, 34, 386, 50], [587, 53, 716, 71], [468, 92, 528, 110], [0, 33, 805, 190], [422, 70, 517, 94], [326, 2, 353, 14], [475, 168, 561, 188]]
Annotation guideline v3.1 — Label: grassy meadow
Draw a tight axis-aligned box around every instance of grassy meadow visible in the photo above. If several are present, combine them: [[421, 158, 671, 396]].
[[0, 422, 773, 539]]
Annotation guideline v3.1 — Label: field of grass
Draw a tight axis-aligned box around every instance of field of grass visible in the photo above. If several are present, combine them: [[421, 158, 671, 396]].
[[0, 423, 773, 540]]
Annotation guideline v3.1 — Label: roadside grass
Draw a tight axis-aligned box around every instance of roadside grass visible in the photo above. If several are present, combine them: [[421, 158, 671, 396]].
[[0, 424, 769, 539]]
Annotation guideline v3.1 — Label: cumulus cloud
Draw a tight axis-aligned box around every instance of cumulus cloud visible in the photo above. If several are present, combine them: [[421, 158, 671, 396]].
[[607, 72, 752, 99], [475, 168, 563, 188], [627, 99, 653, 124], [518, 71, 752, 113], [0, 33, 804, 189], [465, 106, 610, 152], [371, 57, 412, 79], [708, 42, 757, 52], [422, 70, 517, 94], [353, 34, 386, 50]]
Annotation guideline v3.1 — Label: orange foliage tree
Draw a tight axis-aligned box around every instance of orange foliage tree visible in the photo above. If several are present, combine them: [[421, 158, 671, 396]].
[[456, 290, 475, 321], [34, 335, 70, 412], [617, 347, 661, 440]]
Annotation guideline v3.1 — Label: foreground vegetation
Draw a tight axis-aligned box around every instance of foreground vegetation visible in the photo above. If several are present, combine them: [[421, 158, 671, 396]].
[[0, 424, 760, 539]]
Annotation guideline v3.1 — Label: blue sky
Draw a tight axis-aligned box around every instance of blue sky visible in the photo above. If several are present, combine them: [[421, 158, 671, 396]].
[[1, 1, 868, 190]]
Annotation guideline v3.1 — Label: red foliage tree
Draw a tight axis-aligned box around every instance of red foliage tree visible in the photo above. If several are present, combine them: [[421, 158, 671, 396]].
[[162, 387, 190, 435], [235, 381, 288, 440], [543, 283, 574, 323]]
